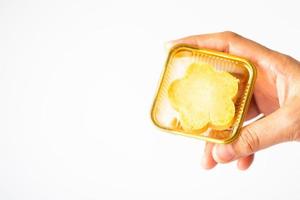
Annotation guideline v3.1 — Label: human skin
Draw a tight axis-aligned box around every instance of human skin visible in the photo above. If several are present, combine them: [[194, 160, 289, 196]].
[[168, 31, 300, 170]]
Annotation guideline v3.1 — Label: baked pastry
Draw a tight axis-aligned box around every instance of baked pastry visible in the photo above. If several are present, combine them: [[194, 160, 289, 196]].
[[168, 63, 239, 132]]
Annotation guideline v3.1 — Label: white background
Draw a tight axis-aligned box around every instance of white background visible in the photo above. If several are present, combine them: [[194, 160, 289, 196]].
[[0, 0, 300, 199]]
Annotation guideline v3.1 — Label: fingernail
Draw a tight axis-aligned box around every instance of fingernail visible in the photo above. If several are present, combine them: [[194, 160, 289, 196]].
[[212, 144, 235, 163], [164, 41, 173, 51], [201, 156, 208, 169]]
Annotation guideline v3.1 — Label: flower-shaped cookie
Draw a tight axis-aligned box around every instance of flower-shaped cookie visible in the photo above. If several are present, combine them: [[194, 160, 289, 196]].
[[168, 63, 239, 132]]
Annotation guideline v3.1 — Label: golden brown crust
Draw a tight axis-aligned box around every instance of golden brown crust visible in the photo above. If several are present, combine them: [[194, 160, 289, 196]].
[[168, 63, 239, 132]]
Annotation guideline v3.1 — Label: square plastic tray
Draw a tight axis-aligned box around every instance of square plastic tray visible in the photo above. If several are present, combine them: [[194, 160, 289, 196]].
[[151, 45, 256, 144]]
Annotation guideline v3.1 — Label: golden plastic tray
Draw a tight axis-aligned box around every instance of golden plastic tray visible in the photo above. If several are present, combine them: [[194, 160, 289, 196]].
[[151, 45, 256, 144]]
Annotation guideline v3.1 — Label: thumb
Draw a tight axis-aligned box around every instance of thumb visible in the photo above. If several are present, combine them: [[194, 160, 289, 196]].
[[212, 105, 299, 163]]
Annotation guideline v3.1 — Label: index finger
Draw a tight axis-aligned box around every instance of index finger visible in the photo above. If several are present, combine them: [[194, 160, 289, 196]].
[[168, 31, 274, 66]]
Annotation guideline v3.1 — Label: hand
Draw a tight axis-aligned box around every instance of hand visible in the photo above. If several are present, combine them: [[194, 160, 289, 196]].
[[168, 31, 300, 170]]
